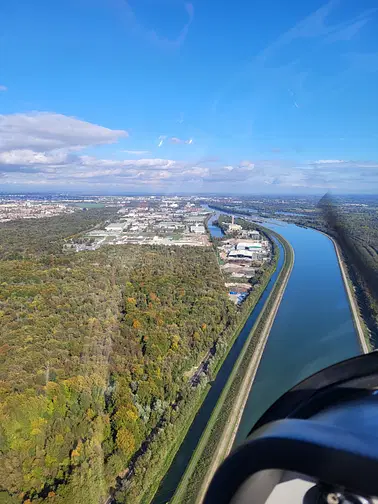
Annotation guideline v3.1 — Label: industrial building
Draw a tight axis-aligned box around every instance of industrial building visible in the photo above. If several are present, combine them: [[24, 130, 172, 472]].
[[227, 215, 242, 232], [241, 229, 261, 240], [228, 223, 242, 232], [228, 249, 262, 260], [236, 241, 263, 251], [157, 221, 185, 230], [105, 223, 126, 232], [191, 224, 206, 234]]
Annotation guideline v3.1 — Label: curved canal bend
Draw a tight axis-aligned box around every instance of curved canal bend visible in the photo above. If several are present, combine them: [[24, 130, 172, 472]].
[[152, 215, 361, 503]]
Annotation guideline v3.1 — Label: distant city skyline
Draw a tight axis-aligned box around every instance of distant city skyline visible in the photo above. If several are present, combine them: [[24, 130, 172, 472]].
[[1, 0, 378, 193]]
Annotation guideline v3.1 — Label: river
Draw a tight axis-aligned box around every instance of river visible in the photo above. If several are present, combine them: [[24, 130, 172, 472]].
[[152, 211, 361, 502], [207, 212, 224, 238]]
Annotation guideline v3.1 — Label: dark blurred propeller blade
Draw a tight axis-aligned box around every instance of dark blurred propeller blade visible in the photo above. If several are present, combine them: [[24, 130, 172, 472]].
[[318, 193, 378, 303]]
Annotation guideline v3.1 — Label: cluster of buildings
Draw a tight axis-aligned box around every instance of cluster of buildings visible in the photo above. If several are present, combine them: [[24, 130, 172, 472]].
[[68, 198, 211, 251], [0, 193, 275, 310], [0, 200, 74, 222], [215, 220, 272, 304]]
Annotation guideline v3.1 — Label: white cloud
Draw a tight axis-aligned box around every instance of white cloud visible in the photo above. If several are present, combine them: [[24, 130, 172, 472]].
[[170, 137, 193, 145], [0, 110, 377, 192], [0, 85, 7, 92], [157, 136, 193, 147], [122, 150, 150, 155], [0, 149, 70, 165], [0, 151, 211, 187], [157, 136, 166, 147], [312, 160, 378, 169], [315, 159, 346, 164], [239, 160, 255, 169], [0, 112, 128, 152], [115, 0, 194, 50]]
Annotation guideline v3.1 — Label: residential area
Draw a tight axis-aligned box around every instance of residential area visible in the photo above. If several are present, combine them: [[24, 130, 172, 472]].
[[0, 200, 75, 222]]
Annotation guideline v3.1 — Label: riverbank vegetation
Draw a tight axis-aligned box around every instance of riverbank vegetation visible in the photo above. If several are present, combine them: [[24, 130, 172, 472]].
[[0, 208, 279, 504], [171, 230, 293, 504]]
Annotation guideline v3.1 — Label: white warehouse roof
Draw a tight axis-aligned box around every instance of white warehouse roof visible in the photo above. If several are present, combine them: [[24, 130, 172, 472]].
[[106, 223, 126, 231], [236, 241, 263, 250], [228, 249, 262, 259]]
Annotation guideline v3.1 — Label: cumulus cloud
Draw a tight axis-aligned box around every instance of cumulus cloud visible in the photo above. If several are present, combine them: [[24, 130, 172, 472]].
[[266, 159, 378, 190], [0, 149, 71, 166], [0, 85, 7, 92], [0, 112, 128, 152], [3, 154, 378, 190], [1, 110, 377, 191]]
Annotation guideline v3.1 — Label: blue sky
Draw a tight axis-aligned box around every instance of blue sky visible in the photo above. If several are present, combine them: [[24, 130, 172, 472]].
[[1, 0, 378, 194]]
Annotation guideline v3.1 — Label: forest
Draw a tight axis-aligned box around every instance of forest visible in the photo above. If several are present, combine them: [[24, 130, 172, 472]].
[[0, 207, 118, 260], [0, 210, 246, 503]]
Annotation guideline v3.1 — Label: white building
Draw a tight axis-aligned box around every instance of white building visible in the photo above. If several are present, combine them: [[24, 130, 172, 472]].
[[105, 223, 126, 232], [228, 250, 261, 260], [190, 224, 205, 234], [228, 223, 242, 232], [236, 241, 263, 251], [240, 229, 260, 239]]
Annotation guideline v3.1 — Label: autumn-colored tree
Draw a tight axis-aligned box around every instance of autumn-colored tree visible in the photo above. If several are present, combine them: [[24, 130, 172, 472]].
[[132, 319, 141, 329], [116, 428, 135, 459]]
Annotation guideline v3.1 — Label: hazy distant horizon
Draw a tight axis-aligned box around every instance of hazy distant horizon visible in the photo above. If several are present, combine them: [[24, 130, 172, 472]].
[[1, 189, 377, 199]]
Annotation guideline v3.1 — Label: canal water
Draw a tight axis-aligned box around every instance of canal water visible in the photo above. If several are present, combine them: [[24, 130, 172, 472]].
[[151, 238, 285, 504], [234, 220, 361, 444], [152, 212, 361, 502], [207, 212, 224, 238]]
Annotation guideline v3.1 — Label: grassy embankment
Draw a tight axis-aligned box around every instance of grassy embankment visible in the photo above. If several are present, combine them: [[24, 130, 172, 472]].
[[323, 232, 371, 353], [171, 230, 294, 504], [135, 224, 280, 503]]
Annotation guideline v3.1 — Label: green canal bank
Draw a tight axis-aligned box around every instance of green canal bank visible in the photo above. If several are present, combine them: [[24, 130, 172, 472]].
[[233, 220, 362, 447], [151, 217, 362, 504], [321, 231, 370, 354], [170, 230, 294, 504], [149, 230, 286, 504]]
